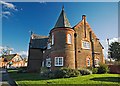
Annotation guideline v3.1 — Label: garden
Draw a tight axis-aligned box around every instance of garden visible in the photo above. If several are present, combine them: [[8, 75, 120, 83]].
[[8, 63, 120, 86]]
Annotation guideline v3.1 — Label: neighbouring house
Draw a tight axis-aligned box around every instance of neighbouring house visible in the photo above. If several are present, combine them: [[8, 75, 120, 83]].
[[27, 7, 105, 72], [0, 54, 27, 68]]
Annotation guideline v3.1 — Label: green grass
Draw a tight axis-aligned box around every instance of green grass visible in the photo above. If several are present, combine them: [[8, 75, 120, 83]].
[[8, 70, 120, 86]]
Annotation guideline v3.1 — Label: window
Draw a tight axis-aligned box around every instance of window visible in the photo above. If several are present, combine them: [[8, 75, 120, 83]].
[[55, 57, 63, 66], [46, 58, 51, 67], [47, 43, 51, 49], [67, 34, 72, 44], [52, 33, 54, 45], [82, 41, 90, 49], [95, 59, 99, 67], [86, 58, 90, 67]]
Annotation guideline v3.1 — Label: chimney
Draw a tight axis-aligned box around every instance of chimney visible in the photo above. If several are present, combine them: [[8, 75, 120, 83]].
[[82, 15, 86, 20], [82, 15, 87, 38]]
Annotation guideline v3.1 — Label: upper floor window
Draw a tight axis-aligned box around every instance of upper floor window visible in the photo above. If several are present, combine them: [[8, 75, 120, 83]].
[[67, 34, 72, 44], [55, 57, 63, 66], [82, 41, 90, 49], [47, 43, 51, 49], [52, 33, 54, 45]]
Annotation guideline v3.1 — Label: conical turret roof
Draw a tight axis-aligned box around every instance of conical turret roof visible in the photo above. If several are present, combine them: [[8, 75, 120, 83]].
[[54, 7, 71, 28]]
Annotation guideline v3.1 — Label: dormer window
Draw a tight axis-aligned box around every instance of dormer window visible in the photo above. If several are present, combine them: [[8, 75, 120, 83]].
[[67, 34, 72, 44], [52, 33, 54, 45], [82, 41, 90, 49]]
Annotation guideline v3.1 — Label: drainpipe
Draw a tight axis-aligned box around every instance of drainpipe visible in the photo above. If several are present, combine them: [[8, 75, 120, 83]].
[[74, 33, 77, 69], [89, 31, 95, 68]]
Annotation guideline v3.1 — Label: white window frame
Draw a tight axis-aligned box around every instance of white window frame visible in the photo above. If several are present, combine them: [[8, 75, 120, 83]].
[[47, 43, 51, 49], [55, 57, 63, 66], [46, 58, 51, 67], [95, 59, 99, 67], [67, 34, 72, 44], [52, 33, 54, 45], [82, 41, 90, 49]]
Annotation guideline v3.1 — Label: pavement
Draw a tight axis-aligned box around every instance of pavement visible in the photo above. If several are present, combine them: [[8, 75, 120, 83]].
[[0, 68, 17, 86]]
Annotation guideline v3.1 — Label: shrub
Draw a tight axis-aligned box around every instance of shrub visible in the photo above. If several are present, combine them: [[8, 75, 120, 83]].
[[97, 63, 109, 74], [17, 67, 27, 73], [41, 68, 80, 79], [54, 68, 80, 78], [92, 68, 98, 74], [69, 69, 80, 77], [78, 69, 92, 75]]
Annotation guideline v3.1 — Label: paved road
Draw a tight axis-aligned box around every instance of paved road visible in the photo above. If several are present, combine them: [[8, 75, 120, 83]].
[[0, 68, 17, 86]]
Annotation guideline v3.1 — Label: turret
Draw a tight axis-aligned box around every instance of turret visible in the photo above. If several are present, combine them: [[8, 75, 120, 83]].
[[49, 7, 75, 70]]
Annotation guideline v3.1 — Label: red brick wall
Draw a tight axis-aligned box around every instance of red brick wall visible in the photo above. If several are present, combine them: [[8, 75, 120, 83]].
[[108, 65, 120, 74], [50, 28, 75, 70]]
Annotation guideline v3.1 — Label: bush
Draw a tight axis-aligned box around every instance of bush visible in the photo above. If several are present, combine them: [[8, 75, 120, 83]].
[[54, 68, 80, 78], [97, 63, 109, 74], [41, 67, 80, 79], [69, 69, 80, 77], [92, 68, 98, 74], [78, 69, 92, 75]]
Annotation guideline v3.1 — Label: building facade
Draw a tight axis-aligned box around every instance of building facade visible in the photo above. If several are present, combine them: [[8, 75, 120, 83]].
[[27, 7, 105, 72], [0, 54, 26, 68]]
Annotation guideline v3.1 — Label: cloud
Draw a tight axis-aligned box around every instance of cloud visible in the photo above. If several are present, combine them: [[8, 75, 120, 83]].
[[2, 11, 11, 15], [100, 37, 119, 59], [0, 0, 18, 18], [0, 45, 28, 59], [0, 0, 17, 10], [16, 51, 28, 58]]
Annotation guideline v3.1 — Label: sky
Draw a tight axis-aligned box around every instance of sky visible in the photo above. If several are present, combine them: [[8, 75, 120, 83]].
[[0, 1, 119, 58]]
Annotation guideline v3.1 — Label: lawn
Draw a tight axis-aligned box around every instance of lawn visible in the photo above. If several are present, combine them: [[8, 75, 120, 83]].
[[8, 70, 120, 86]]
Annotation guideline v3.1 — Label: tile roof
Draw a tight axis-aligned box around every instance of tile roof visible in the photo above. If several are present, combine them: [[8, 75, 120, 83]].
[[2, 54, 23, 61], [30, 34, 49, 49], [2, 54, 17, 61], [54, 7, 71, 28]]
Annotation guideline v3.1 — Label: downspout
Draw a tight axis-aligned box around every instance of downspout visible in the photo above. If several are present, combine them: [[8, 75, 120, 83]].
[[74, 33, 77, 69], [89, 31, 95, 68]]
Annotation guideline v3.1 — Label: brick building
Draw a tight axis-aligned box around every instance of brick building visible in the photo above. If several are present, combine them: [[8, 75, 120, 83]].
[[0, 54, 26, 68], [27, 7, 105, 72]]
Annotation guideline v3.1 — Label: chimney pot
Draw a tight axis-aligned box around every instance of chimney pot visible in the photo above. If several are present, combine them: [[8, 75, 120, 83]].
[[82, 15, 86, 20]]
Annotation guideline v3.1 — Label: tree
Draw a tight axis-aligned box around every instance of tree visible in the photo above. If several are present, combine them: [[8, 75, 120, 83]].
[[108, 42, 120, 61], [1, 46, 13, 56]]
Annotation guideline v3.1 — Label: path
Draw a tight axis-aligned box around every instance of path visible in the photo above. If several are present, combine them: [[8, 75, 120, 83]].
[[0, 68, 17, 86]]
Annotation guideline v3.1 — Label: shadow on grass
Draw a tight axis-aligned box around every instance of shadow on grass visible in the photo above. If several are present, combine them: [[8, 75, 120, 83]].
[[90, 77, 120, 82], [8, 70, 57, 81]]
